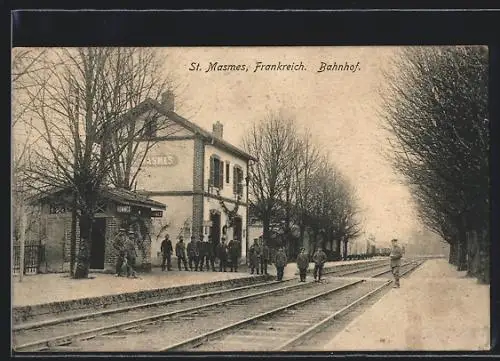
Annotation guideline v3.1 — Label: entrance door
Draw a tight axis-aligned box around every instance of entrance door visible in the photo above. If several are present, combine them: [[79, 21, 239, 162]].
[[210, 212, 221, 245], [90, 218, 106, 269], [233, 217, 242, 241]]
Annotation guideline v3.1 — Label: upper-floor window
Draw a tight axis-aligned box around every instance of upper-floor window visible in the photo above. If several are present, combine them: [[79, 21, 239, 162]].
[[233, 165, 244, 196], [225, 162, 230, 183], [209, 155, 224, 189]]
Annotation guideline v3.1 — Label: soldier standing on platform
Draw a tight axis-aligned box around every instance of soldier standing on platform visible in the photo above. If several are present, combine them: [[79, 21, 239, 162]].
[[160, 234, 173, 271], [312, 247, 327, 282], [198, 234, 208, 271], [249, 238, 261, 274], [216, 237, 228, 272], [125, 230, 138, 278], [187, 236, 195, 271], [113, 228, 128, 277], [274, 246, 288, 281], [193, 235, 202, 271], [176, 236, 189, 271], [260, 238, 270, 275], [206, 235, 216, 271], [228, 239, 241, 272], [390, 238, 403, 288], [296, 247, 309, 282]]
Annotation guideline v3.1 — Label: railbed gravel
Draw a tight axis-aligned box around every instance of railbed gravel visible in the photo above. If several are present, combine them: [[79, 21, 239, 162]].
[[34, 278, 356, 352]]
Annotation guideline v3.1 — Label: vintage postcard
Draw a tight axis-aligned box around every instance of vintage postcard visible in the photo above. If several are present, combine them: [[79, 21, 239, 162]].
[[11, 46, 490, 352]]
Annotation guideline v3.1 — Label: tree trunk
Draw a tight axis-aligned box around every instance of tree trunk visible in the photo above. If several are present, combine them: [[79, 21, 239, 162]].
[[342, 239, 348, 260], [449, 241, 457, 265], [74, 213, 93, 279], [477, 228, 490, 284], [456, 230, 468, 271], [466, 230, 479, 277]]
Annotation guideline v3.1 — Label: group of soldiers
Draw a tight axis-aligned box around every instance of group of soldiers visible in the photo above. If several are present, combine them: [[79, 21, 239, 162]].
[[160, 234, 242, 272]]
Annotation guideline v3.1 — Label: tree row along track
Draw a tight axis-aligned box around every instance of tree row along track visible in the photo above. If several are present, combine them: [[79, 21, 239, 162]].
[[167, 260, 424, 352], [13, 260, 410, 352]]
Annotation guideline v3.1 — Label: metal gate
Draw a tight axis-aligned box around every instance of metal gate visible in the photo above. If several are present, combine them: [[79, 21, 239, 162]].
[[13, 241, 44, 275]]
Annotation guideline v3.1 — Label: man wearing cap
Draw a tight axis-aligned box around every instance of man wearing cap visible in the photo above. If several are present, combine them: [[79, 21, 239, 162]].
[[296, 247, 310, 282], [312, 247, 327, 282], [260, 237, 270, 275], [249, 238, 261, 275], [390, 238, 403, 288], [274, 246, 288, 281], [175, 236, 189, 271], [125, 230, 138, 278], [113, 228, 128, 277], [216, 238, 228, 272], [160, 234, 173, 271]]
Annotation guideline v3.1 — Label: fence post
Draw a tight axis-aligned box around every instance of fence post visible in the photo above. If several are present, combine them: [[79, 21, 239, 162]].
[[19, 204, 27, 282]]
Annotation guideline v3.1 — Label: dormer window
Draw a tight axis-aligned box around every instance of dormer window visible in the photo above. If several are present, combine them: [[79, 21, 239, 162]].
[[143, 117, 157, 138]]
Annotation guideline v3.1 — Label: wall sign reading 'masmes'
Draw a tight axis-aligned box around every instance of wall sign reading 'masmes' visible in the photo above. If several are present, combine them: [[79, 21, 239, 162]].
[[143, 155, 178, 167]]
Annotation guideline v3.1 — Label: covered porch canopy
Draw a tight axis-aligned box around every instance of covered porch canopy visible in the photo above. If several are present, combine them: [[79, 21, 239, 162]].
[[30, 186, 166, 216]]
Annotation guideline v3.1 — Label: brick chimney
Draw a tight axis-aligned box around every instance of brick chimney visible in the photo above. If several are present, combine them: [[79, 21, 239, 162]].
[[213, 121, 223, 139], [161, 90, 175, 112]]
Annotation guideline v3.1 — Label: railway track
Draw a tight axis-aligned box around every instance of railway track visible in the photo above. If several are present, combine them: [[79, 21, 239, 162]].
[[13, 259, 418, 352], [166, 260, 423, 352]]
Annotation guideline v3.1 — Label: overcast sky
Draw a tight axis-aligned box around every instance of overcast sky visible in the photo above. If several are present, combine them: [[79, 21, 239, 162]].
[[162, 46, 424, 246]]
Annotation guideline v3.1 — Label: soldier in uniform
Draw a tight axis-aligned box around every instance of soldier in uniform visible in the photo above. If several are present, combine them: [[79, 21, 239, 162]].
[[125, 230, 138, 278], [312, 247, 327, 282], [216, 237, 228, 272], [274, 246, 288, 281], [249, 238, 261, 274], [206, 235, 216, 271], [113, 228, 128, 277], [228, 238, 241, 272], [296, 247, 310, 282], [390, 238, 403, 288], [160, 234, 173, 271], [175, 236, 189, 271], [198, 234, 207, 271], [187, 236, 196, 271], [260, 238, 270, 275]]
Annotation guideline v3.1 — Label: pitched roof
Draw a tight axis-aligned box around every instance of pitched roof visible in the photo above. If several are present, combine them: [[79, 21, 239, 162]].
[[131, 98, 258, 162], [29, 186, 166, 210]]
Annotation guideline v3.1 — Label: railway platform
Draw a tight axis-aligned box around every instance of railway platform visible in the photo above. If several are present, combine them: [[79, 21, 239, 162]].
[[323, 258, 490, 351], [12, 258, 384, 325]]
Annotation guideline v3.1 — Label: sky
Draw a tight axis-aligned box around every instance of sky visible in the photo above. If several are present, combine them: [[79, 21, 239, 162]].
[[160, 46, 424, 246]]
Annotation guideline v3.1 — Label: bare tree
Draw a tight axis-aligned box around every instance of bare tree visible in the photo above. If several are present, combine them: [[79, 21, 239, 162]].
[[244, 111, 299, 242], [22, 47, 175, 278]]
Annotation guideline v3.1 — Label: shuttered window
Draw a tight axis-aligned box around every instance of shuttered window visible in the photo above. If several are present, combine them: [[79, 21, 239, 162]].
[[209, 155, 224, 189], [233, 166, 244, 195]]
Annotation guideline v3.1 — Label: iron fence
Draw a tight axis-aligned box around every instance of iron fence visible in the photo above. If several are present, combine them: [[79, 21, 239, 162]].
[[12, 241, 44, 275]]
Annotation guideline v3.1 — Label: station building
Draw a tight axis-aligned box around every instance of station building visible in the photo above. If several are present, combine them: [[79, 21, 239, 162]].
[[128, 92, 257, 265], [31, 187, 166, 273]]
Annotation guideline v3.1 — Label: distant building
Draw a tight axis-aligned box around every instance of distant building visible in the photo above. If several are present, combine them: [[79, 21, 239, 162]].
[[128, 91, 257, 265]]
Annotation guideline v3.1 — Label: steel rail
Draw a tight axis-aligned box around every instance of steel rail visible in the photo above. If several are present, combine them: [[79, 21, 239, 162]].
[[158, 278, 366, 352], [14, 276, 323, 352], [275, 261, 424, 351]]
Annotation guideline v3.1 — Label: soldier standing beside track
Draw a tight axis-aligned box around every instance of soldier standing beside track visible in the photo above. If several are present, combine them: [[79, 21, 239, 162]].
[[193, 235, 201, 271], [206, 235, 216, 271], [249, 238, 261, 274], [228, 238, 241, 272], [160, 234, 173, 271], [216, 238, 228, 272], [187, 236, 196, 271], [312, 247, 327, 282], [125, 230, 138, 278], [113, 228, 127, 277], [390, 238, 403, 288], [198, 234, 208, 271], [176, 236, 189, 271], [260, 238, 270, 275], [296, 247, 309, 282], [274, 246, 288, 281]]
